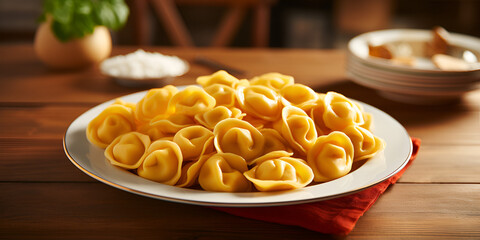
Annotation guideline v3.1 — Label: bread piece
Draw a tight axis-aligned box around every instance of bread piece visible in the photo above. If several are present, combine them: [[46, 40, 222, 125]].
[[368, 44, 393, 59], [432, 54, 470, 71]]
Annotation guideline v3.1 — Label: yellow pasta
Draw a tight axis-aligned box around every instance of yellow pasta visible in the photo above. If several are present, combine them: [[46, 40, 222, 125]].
[[196, 70, 240, 88], [236, 85, 282, 121], [137, 140, 183, 185], [307, 131, 354, 182], [104, 132, 151, 169], [168, 86, 216, 116], [244, 152, 314, 191], [138, 113, 196, 140], [280, 83, 319, 110], [198, 153, 252, 192], [176, 153, 213, 188], [249, 72, 294, 92], [194, 106, 245, 130], [173, 125, 214, 160], [308, 95, 331, 136], [342, 125, 385, 161], [112, 98, 136, 112], [86, 70, 385, 193], [260, 128, 293, 155], [87, 103, 136, 149], [134, 85, 178, 124], [241, 114, 271, 129], [360, 112, 373, 131], [276, 106, 317, 155], [213, 118, 265, 162], [323, 91, 365, 130], [203, 84, 237, 108]]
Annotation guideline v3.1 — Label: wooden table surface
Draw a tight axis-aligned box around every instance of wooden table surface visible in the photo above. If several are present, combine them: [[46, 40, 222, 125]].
[[1, 44, 479, 239]]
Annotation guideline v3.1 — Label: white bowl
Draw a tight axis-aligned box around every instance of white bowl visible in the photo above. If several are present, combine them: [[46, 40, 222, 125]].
[[348, 29, 480, 74], [100, 49, 190, 87], [347, 29, 480, 104]]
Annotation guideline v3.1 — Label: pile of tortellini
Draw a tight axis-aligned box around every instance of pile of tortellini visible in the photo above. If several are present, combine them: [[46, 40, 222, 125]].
[[86, 70, 385, 192]]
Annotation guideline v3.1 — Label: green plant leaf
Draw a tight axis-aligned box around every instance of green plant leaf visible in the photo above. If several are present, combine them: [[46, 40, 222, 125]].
[[51, 0, 74, 24], [110, 0, 130, 30], [51, 19, 72, 42], [94, 1, 118, 29], [93, 0, 129, 30], [75, 1, 93, 15], [40, 0, 129, 42]]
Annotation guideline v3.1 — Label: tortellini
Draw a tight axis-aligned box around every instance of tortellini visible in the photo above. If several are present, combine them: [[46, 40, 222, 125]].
[[308, 95, 331, 136], [87, 71, 385, 193], [203, 84, 237, 108], [213, 118, 265, 162], [104, 132, 151, 169], [307, 131, 354, 182], [342, 125, 385, 161], [244, 152, 314, 191], [134, 85, 178, 123], [196, 70, 240, 88], [198, 153, 252, 192], [276, 106, 317, 155], [176, 153, 213, 188], [168, 86, 216, 116], [280, 83, 319, 110], [249, 72, 294, 92], [173, 125, 214, 160], [236, 85, 282, 121], [137, 140, 183, 185], [87, 103, 136, 149], [260, 128, 292, 155], [323, 91, 365, 130], [194, 106, 244, 130], [138, 113, 195, 140]]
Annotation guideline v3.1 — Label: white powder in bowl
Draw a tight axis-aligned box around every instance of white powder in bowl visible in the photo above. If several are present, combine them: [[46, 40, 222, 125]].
[[100, 49, 189, 79]]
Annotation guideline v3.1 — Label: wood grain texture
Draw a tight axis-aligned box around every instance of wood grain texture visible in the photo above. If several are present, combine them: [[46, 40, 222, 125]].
[[0, 183, 328, 240], [0, 138, 92, 182], [0, 45, 346, 104], [351, 184, 480, 238], [0, 105, 91, 139], [1, 183, 479, 239], [399, 145, 480, 183]]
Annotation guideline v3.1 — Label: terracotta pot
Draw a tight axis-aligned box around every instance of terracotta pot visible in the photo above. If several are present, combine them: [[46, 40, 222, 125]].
[[34, 19, 112, 70]]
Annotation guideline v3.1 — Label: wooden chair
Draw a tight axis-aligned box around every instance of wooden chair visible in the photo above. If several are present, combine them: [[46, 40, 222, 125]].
[[129, 0, 275, 47]]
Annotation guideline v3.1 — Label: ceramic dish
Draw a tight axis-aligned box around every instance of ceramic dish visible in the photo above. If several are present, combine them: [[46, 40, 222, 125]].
[[347, 60, 480, 89], [111, 76, 176, 87], [347, 29, 480, 104], [63, 87, 412, 207], [100, 51, 189, 87], [347, 55, 480, 84], [348, 29, 480, 73]]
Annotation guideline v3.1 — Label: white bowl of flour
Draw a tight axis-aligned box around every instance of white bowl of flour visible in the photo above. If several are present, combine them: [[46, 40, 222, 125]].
[[100, 49, 189, 87]]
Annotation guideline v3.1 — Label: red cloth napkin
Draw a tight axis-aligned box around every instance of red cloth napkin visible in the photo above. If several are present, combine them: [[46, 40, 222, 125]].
[[214, 138, 421, 235]]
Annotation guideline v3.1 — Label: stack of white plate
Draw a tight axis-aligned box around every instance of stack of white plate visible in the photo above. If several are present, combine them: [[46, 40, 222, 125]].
[[347, 29, 480, 104]]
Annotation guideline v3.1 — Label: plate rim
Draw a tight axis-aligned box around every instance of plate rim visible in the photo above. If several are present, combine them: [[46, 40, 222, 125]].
[[348, 28, 480, 74]]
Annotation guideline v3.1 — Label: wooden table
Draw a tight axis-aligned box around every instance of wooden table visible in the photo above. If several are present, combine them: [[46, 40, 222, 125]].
[[1, 44, 479, 239]]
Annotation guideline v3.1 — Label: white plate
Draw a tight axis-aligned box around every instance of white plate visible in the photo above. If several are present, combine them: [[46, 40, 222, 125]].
[[63, 87, 412, 207], [347, 62, 480, 91], [348, 28, 480, 74], [347, 59, 480, 88], [347, 55, 480, 85], [346, 70, 468, 104], [100, 52, 190, 88]]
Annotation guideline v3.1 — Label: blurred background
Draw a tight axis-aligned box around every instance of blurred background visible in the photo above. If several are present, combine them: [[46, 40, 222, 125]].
[[1, 0, 479, 49]]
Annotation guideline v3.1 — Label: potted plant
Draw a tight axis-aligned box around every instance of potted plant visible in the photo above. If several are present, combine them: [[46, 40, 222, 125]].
[[34, 0, 129, 69]]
